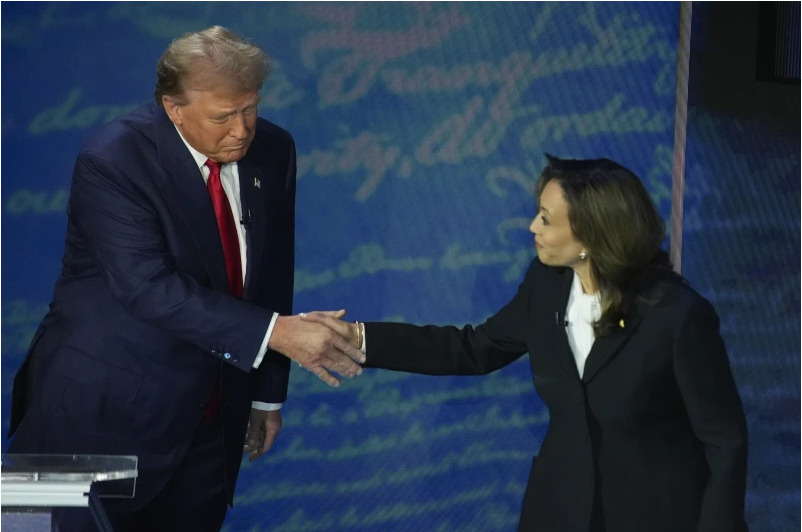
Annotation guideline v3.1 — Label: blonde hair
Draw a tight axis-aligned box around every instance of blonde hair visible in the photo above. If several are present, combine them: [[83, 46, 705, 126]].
[[154, 26, 269, 106]]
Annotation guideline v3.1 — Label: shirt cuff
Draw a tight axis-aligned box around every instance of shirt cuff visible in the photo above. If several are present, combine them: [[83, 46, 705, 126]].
[[361, 327, 367, 355], [251, 401, 282, 411], [252, 312, 279, 369]]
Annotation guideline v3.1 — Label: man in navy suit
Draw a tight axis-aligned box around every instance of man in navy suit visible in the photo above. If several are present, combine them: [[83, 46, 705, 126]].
[[7, 26, 364, 531]]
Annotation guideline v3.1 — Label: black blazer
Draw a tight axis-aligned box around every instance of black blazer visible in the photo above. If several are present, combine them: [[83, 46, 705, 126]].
[[8, 102, 296, 508], [365, 258, 748, 532]]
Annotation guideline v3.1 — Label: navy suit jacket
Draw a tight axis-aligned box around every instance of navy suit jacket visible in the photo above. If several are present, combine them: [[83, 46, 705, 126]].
[[9, 102, 296, 508], [365, 258, 748, 532]]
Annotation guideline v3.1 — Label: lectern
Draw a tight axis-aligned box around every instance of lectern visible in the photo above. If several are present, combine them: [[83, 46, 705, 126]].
[[1, 454, 138, 532]]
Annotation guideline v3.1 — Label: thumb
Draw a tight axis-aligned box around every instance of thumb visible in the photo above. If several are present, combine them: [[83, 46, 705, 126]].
[[301, 309, 346, 318]]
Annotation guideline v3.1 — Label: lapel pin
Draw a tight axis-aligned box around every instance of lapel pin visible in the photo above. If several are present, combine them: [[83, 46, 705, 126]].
[[619, 319, 625, 329], [253, 177, 261, 189]]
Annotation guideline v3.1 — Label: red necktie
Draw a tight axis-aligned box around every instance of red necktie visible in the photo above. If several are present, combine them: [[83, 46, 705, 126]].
[[205, 159, 243, 298], [204, 159, 241, 421]]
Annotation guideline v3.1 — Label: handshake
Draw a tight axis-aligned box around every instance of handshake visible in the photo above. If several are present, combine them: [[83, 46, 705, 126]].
[[268, 309, 364, 387]]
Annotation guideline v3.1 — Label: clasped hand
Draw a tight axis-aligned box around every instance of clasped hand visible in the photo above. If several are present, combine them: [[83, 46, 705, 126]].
[[270, 310, 363, 387]]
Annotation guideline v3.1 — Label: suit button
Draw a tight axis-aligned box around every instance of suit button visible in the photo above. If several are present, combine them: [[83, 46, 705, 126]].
[[211, 347, 219, 356]]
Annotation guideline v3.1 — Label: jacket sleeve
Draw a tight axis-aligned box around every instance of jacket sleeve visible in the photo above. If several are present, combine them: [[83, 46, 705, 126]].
[[69, 151, 273, 373], [363, 259, 541, 375], [672, 297, 749, 532]]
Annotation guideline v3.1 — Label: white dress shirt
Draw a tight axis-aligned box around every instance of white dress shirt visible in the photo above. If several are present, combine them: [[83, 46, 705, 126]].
[[176, 129, 280, 411], [564, 272, 601, 379]]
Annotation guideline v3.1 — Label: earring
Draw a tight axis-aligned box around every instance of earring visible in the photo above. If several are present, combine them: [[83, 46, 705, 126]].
[[579, 251, 587, 260]]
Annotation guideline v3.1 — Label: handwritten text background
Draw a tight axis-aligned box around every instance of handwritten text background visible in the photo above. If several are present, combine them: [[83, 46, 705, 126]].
[[1, 3, 797, 531]]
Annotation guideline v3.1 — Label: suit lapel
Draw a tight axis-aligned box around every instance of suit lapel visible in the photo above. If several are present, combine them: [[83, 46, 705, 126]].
[[533, 267, 578, 379], [236, 152, 269, 298], [582, 312, 641, 384], [152, 106, 229, 292]]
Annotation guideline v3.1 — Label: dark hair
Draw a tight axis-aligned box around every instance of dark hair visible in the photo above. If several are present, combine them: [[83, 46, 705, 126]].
[[154, 26, 269, 107], [537, 154, 669, 336]]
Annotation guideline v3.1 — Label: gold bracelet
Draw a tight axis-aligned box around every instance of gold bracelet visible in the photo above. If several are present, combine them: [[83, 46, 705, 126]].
[[354, 321, 363, 350]]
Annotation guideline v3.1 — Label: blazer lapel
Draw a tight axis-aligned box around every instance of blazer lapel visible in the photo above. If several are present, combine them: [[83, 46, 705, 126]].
[[236, 153, 269, 298], [582, 312, 641, 384], [152, 106, 229, 292], [532, 267, 578, 379]]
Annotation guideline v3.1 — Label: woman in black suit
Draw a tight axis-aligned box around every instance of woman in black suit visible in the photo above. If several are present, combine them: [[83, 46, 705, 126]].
[[305, 155, 749, 532]]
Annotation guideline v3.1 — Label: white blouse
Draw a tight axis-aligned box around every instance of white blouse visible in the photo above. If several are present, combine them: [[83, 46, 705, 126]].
[[565, 272, 601, 378]]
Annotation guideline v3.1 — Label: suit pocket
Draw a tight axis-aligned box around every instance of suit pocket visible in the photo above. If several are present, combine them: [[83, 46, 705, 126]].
[[50, 347, 142, 402], [40, 347, 143, 431]]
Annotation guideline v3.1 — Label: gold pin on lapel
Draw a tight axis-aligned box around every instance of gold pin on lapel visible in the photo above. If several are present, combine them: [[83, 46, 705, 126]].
[[253, 177, 261, 189], [619, 319, 625, 328]]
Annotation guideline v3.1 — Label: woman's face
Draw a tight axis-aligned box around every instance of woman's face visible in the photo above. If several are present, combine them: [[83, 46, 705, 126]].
[[529, 180, 586, 268]]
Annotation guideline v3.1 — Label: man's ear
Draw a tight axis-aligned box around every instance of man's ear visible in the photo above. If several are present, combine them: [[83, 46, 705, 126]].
[[162, 96, 183, 126]]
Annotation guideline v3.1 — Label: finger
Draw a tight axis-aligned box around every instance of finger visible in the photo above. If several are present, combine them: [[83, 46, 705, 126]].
[[333, 335, 366, 365], [300, 309, 346, 319], [306, 314, 355, 341], [326, 316, 356, 339], [311, 309, 346, 318], [247, 440, 264, 459], [309, 365, 340, 387], [249, 436, 266, 460], [257, 412, 282, 458], [244, 424, 264, 454], [247, 427, 266, 460], [323, 349, 363, 378], [298, 312, 328, 323], [245, 435, 264, 456]]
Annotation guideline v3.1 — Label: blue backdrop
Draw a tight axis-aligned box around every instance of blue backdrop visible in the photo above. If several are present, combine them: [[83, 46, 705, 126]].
[[1, 3, 798, 531]]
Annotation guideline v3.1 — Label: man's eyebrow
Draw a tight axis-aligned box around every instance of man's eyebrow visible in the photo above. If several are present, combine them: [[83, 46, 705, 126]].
[[212, 98, 261, 117]]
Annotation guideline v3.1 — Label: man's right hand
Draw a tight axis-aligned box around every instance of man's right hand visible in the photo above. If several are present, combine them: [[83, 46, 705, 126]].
[[268, 310, 365, 387]]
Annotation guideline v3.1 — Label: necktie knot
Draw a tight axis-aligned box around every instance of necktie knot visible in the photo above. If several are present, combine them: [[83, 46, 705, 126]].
[[205, 158, 221, 175]]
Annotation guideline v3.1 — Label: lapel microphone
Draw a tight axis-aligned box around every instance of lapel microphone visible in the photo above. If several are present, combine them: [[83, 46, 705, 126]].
[[240, 209, 253, 227], [555, 311, 569, 327]]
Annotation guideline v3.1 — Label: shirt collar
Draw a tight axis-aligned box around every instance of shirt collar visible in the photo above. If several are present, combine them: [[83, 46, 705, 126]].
[[571, 271, 599, 301], [173, 125, 215, 171]]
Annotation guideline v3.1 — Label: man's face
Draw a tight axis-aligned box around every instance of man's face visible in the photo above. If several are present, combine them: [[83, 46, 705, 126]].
[[164, 83, 260, 164]]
